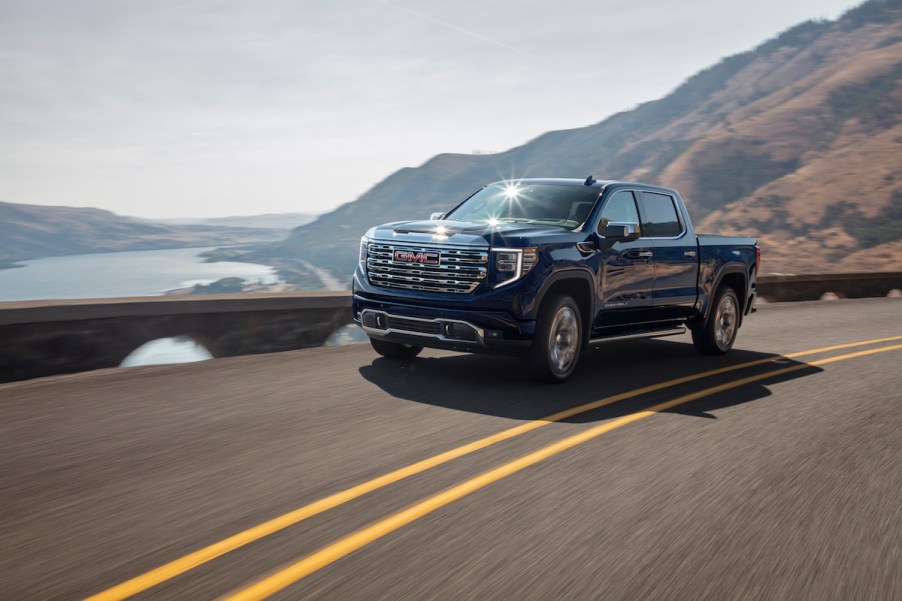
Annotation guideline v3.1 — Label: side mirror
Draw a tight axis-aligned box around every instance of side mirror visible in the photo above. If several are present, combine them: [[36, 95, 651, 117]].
[[603, 222, 640, 242], [429, 212, 445, 221]]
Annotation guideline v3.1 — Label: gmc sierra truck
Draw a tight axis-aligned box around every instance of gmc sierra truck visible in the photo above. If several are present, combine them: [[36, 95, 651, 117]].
[[353, 178, 759, 381]]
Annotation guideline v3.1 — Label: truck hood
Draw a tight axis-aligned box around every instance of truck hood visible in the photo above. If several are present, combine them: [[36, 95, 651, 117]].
[[369, 219, 568, 247]]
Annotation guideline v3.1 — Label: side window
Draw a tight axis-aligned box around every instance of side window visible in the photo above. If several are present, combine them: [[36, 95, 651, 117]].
[[598, 191, 640, 234], [639, 192, 682, 237]]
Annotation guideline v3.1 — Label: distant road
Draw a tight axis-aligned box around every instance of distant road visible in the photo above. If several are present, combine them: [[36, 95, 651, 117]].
[[295, 257, 346, 290], [1, 298, 900, 600]]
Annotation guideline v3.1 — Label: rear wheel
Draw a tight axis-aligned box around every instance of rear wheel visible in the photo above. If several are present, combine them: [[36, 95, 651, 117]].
[[525, 295, 582, 382], [692, 286, 740, 355], [369, 338, 423, 359]]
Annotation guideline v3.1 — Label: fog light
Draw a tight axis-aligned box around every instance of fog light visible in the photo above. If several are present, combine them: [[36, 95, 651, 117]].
[[362, 312, 386, 329], [451, 323, 478, 341]]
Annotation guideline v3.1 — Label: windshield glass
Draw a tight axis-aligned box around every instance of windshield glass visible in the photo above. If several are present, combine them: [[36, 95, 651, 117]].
[[445, 183, 600, 228]]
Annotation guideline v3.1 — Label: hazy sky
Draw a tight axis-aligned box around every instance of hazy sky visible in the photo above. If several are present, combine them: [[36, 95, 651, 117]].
[[0, 0, 859, 219]]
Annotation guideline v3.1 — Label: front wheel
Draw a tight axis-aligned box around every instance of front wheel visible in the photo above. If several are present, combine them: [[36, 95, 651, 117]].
[[525, 295, 583, 382], [692, 286, 740, 355], [369, 338, 423, 359]]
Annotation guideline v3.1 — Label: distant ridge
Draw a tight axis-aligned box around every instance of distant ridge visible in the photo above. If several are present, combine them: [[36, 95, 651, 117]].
[[0, 200, 283, 267], [156, 213, 319, 230]]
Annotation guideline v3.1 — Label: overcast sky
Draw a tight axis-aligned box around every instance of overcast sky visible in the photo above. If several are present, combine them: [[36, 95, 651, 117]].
[[0, 0, 859, 219]]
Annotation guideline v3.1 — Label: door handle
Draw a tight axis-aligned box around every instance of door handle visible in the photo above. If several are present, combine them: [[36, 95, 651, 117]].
[[684, 250, 697, 257], [637, 251, 653, 258]]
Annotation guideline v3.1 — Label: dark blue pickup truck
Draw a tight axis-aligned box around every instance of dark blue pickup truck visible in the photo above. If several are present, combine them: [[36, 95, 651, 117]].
[[353, 178, 759, 381]]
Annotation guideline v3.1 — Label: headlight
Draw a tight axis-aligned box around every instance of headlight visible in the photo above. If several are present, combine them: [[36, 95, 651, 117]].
[[493, 247, 538, 288], [496, 250, 519, 272], [522, 247, 538, 272]]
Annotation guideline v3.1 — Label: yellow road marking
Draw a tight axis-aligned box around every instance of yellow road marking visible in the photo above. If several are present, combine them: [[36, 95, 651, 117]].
[[222, 343, 902, 601], [84, 335, 902, 601]]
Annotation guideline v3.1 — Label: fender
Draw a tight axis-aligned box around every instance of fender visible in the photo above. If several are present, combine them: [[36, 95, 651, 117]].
[[695, 263, 750, 329], [533, 268, 596, 330]]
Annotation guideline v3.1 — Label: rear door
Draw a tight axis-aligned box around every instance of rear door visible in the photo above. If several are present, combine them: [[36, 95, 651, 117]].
[[593, 190, 656, 330], [637, 190, 698, 320]]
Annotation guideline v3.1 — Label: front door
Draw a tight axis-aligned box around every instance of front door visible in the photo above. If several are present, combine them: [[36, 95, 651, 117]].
[[593, 190, 656, 331]]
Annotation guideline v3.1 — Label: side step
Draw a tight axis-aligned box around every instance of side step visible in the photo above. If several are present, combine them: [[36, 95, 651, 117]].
[[588, 326, 687, 346]]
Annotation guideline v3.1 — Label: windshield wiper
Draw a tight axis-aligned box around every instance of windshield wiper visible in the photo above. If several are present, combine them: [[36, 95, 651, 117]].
[[514, 218, 572, 226]]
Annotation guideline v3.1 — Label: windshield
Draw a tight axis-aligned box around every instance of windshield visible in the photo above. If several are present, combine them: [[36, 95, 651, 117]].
[[445, 183, 600, 228]]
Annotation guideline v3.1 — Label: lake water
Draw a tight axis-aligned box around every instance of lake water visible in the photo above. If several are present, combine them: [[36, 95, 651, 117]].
[[0, 247, 281, 367], [0, 247, 279, 302]]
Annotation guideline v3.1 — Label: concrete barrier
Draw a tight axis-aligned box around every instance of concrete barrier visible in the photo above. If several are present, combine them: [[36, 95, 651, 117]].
[[1, 272, 900, 383], [0, 292, 353, 383], [757, 272, 902, 302]]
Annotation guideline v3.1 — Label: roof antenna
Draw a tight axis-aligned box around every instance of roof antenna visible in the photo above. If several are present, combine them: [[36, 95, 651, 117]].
[[584, 175, 596, 186]]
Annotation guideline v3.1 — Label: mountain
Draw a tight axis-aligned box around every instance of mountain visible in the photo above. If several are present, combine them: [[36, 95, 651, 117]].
[[155, 213, 319, 229], [0, 201, 285, 268], [254, 0, 901, 280]]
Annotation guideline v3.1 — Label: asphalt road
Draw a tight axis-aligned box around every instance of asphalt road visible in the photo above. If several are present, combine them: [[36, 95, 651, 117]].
[[1, 297, 901, 601]]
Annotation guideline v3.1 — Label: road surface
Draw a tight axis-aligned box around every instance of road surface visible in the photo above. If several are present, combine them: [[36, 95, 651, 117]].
[[1, 297, 901, 600]]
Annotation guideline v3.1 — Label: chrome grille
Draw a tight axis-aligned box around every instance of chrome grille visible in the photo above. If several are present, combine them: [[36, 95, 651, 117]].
[[366, 241, 488, 294]]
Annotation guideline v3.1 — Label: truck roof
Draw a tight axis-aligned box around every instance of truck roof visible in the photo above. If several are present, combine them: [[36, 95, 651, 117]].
[[493, 178, 678, 195]]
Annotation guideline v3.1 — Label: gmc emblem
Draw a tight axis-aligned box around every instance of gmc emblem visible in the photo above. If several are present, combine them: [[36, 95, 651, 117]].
[[394, 250, 440, 265]]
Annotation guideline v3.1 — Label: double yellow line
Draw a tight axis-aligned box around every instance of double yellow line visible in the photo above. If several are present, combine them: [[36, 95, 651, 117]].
[[85, 336, 902, 601]]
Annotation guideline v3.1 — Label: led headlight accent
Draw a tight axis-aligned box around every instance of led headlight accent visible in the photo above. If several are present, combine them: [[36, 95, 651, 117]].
[[493, 247, 538, 288], [359, 236, 369, 273]]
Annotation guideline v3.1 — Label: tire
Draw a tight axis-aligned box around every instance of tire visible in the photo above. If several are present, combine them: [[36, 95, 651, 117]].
[[369, 337, 423, 359], [692, 286, 740, 355], [525, 295, 583, 382]]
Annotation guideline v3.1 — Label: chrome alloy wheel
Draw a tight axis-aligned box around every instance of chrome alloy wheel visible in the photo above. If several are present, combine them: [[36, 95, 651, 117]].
[[715, 294, 738, 349], [548, 306, 579, 375]]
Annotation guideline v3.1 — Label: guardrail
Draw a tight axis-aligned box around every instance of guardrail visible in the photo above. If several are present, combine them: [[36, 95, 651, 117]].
[[1, 272, 899, 383]]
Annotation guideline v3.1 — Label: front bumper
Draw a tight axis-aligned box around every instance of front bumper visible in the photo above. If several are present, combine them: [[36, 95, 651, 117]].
[[353, 294, 533, 355]]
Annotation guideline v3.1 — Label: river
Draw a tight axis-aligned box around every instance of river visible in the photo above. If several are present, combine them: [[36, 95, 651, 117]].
[[0, 247, 279, 302], [0, 247, 282, 366]]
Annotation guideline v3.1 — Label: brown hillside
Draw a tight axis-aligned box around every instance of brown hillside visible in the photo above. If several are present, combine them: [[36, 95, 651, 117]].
[[254, 0, 902, 281], [659, 31, 902, 272]]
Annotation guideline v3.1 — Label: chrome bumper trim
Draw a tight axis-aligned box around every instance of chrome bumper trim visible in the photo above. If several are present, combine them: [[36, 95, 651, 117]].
[[360, 309, 486, 344]]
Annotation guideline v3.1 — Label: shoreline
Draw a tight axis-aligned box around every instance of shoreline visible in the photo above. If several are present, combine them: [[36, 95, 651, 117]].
[[200, 246, 347, 291], [0, 244, 222, 272]]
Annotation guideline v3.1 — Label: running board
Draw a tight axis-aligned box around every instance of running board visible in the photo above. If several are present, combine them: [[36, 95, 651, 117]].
[[588, 326, 687, 346]]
